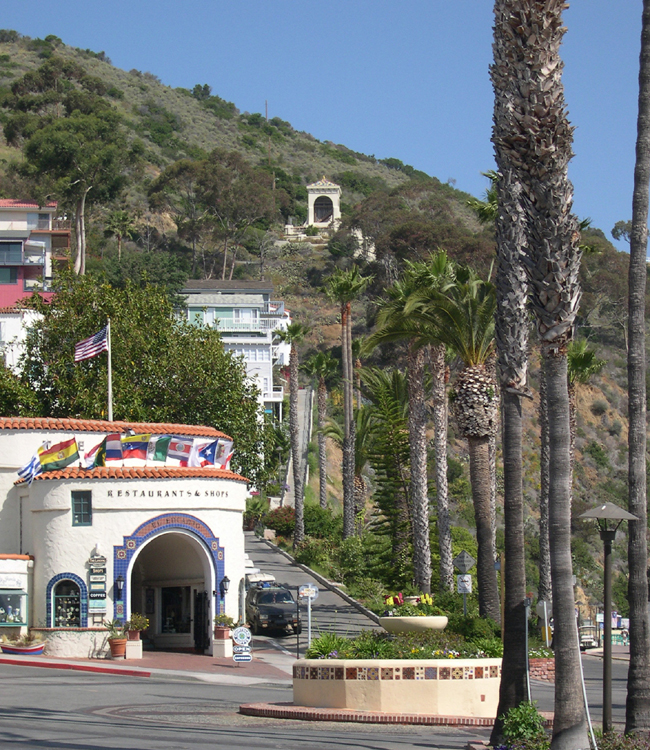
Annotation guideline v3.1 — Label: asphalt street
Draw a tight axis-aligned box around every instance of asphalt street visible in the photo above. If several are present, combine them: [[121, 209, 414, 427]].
[[0, 664, 493, 750]]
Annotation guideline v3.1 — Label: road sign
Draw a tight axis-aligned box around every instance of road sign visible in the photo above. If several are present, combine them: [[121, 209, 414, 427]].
[[457, 574, 472, 594], [233, 652, 252, 663], [233, 645, 252, 654], [232, 626, 252, 646], [299, 583, 319, 601], [453, 551, 476, 574]]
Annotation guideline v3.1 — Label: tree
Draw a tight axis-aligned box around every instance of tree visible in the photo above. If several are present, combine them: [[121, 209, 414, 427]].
[[0, 362, 37, 416], [302, 351, 338, 509], [19, 270, 268, 485], [104, 210, 136, 262], [626, 0, 650, 733], [277, 322, 310, 548], [492, 2, 588, 746], [325, 265, 372, 539], [412, 266, 501, 622]]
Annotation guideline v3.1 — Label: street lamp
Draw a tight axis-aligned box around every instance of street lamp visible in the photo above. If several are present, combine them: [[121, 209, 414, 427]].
[[578, 502, 638, 732]]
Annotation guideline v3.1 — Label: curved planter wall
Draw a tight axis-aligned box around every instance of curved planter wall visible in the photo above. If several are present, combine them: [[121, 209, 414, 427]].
[[293, 658, 502, 718]]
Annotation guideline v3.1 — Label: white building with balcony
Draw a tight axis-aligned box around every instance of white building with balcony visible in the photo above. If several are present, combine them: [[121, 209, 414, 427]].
[[182, 281, 290, 419]]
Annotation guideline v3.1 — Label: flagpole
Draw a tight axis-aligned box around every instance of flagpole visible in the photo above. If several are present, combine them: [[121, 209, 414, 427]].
[[107, 319, 113, 422]]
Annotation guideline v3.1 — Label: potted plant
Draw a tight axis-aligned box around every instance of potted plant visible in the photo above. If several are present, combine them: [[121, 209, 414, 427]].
[[124, 612, 149, 641], [213, 614, 235, 640], [104, 619, 128, 658], [0, 632, 46, 655]]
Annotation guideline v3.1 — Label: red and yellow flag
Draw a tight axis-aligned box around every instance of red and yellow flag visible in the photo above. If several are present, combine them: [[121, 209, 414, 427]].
[[38, 438, 79, 471]]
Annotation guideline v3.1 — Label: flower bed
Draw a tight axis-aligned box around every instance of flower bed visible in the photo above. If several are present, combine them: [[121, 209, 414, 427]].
[[293, 658, 502, 717]]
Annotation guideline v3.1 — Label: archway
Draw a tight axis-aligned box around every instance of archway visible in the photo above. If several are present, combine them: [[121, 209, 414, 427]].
[[127, 530, 214, 651], [314, 196, 334, 223]]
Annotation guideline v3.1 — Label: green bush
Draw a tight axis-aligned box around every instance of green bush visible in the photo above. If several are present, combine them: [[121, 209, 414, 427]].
[[304, 225, 319, 236], [501, 701, 547, 745], [591, 399, 609, 416], [294, 538, 333, 573], [447, 614, 500, 640], [303, 503, 341, 539], [583, 440, 610, 469], [306, 632, 351, 659], [264, 506, 295, 536]]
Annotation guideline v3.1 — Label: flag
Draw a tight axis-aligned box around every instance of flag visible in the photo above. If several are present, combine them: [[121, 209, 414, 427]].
[[188, 440, 216, 467], [167, 436, 193, 462], [18, 453, 42, 484], [105, 433, 122, 461], [214, 439, 234, 469], [38, 438, 79, 471], [84, 439, 105, 469], [147, 435, 171, 462], [74, 327, 108, 362], [121, 433, 151, 460]]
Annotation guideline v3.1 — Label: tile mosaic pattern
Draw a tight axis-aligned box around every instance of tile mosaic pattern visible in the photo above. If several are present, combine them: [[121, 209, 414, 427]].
[[113, 513, 225, 622], [293, 662, 502, 681], [46, 572, 88, 627]]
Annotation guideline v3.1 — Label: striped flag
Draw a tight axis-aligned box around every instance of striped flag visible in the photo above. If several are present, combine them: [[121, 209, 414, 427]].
[[38, 438, 79, 471], [18, 453, 42, 484], [74, 327, 108, 362]]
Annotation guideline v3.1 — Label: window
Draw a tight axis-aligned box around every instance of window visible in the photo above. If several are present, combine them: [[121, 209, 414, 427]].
[[71, 491, 92, 526], [0, 590, 27, 626], [0, 243, 22, 265], [0, 268, 18, 285], [189, 309, 204, 326], [53, 580, 80, 627], [37, 213, 50, 230]]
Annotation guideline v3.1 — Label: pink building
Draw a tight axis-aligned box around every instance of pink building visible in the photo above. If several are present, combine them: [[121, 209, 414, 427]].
[[0, 200, 70, 307]]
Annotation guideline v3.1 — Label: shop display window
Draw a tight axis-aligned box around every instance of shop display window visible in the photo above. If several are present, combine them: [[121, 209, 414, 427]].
[[0, 589, 27, 626], [53, 580, 81, 627]]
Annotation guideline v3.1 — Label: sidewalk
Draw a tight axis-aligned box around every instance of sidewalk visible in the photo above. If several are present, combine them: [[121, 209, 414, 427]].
[[584, 644, 630, 662], [0, 643, 294, 685]]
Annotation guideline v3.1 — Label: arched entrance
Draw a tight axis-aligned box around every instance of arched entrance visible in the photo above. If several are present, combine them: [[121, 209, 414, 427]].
[[314, 196, 334, 223], [114, 514, 226, 653]]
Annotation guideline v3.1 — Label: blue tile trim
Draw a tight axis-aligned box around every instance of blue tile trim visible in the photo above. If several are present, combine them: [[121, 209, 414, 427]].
[[112, 513, 225, 622], [46, 572, 88, 627]]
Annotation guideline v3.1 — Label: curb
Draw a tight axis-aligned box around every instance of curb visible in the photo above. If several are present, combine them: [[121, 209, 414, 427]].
[[260, 537, 381, 626], [0, 655, 151, 678], [240, 702, 556, 727]]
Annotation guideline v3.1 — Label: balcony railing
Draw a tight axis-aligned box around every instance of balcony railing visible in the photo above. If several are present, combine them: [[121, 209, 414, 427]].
[[262, 386, 284, 402], [214, 318, 284, 333], [23, 277, 51, 292], [0, 248, 45, 265]]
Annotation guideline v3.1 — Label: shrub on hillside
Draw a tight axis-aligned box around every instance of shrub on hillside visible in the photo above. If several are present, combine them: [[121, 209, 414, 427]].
[[303, 503, 341, 539], [264, 506, 295, 537], [446, 614, 500, 641]]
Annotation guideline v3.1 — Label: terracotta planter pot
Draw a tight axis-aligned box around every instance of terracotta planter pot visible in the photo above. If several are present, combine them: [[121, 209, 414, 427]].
[[108, 638, 128, 658], [127, 630, 141, 641], [214, 626, 231, 640]]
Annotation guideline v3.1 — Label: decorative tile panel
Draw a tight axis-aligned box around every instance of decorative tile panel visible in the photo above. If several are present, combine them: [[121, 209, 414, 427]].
[[452, 667, 463, 680], [424, 667, 437, 680], [367, 667, 379, 681], [490, 665, 499, 678], [381, 667, 394, 680], [475, 666, 484, 679], [440, 667, 451, 680], [402, 667, 415, 680]]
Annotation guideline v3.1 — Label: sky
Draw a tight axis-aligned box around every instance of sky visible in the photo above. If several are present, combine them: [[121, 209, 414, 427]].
[[2, 1, 644, 252]]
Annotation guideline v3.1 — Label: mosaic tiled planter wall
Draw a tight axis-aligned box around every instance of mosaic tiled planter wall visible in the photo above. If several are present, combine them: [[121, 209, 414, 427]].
[[293, 658, 502, 718]]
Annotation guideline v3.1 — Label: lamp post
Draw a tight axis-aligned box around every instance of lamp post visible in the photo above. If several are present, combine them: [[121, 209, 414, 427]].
[[578, 502, 638, 732]]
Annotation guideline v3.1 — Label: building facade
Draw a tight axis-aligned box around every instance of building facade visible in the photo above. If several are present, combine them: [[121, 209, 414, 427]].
[[182, 280, 290, 418], [0, 418, 248, 658]]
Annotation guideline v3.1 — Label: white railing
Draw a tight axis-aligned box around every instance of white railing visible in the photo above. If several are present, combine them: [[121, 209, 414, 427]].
[[214, 318, 284, 333], [262, 386, 284, 402]]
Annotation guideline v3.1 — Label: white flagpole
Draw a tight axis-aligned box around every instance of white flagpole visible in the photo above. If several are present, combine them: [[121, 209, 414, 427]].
[[107, 319, 113, 422]]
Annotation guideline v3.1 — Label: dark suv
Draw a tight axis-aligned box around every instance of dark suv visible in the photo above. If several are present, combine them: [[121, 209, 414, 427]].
[[245, 586, 301, 635]]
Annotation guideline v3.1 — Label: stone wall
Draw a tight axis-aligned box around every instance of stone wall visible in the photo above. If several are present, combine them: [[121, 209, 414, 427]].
[[529, 657, 555, 681]]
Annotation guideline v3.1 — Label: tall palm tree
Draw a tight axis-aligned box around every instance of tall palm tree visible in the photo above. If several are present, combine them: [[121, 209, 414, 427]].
[[626, 0, 650, 733], [493, 2, 587, 746], [277, 322, 310, 549], [325, 266, 372, 538], [490, 33, 534, 731], [412, 267, 501, 622], [302, 351, 338, 509], [104, 209, 136, 262]]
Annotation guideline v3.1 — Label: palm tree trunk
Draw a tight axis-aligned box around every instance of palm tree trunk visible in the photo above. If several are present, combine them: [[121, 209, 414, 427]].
[[467, 435, 501, 622], [290, 344, 304, 548], [545, 351, 587, 748], [431, 344, 453, 592], [538, 363, 552, 604], [626, 0, 650, 732], [342, 302, 356, 539], [407, 343, 431, 594], [489, 433, 498, 561], [490, 390, 527, 743], [317, 378, 328, 509]]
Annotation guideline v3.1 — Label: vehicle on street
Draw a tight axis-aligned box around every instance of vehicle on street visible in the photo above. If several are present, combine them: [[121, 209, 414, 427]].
[[245, 585, 301, 635], [579, 625, 599, 651]]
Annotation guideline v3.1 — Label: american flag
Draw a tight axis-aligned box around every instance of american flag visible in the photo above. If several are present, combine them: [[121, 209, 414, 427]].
[[74, 327, 108, 362]]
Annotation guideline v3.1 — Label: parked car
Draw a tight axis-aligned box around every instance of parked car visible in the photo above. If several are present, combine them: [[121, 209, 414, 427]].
[[245, 585, 301, 635], [579, 625, 599, 651]]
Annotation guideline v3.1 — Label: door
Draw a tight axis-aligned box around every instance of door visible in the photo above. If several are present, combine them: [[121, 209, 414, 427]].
[[193, 591, 209, 652]]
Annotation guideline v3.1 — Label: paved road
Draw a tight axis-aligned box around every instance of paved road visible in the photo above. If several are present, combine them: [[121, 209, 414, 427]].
[[245, 532, 378, 657], [0, 664, 492, 750]]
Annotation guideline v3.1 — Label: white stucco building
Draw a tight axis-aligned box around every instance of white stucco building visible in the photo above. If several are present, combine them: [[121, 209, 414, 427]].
[[0, 417, 249, 657], [306, 177, 342, 228]]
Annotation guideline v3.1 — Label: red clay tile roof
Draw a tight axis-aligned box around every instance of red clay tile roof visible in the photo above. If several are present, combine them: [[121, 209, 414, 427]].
[[0, 554, 34, 560], [0, 417, 231, 440], [0, 200, 57, 209], [15, 466, 248, 484]]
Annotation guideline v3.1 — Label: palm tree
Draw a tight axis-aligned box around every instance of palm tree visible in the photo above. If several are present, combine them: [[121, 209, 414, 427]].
[[492, 2, 588, 745], [325, 266, 372, 539], [412, 267, 501, 622], [104, 209, 136, 262], [626, 0, 650, 733], [277, 322, 310, 549], [302, 351, 338, 509]]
